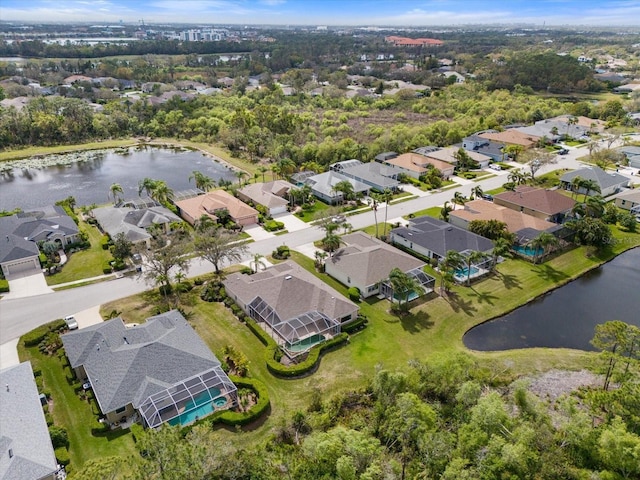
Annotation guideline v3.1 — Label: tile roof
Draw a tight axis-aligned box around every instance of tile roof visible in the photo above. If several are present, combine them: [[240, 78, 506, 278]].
[[494, 186, 576, 215], [237, 181, 294, 209], [478, 130, 540, 148], [0, 362, 57, 480], [328, 232, 425, 287], [175, 190, 258, 223], [560, 166, 630, 190], [386, 152, 454, 173], [61, 311, 222, 415], [450, 199, 557, 233], [223, 260, 358, 322], [391, 216, 494, 257]]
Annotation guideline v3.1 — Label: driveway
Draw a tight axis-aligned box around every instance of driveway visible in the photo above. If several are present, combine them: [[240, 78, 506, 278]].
[[3, 271, 53, 300], [0, 339, 20, 369], [273, 212, 309, 232], [243, 224, 274, 241], [74, 306, 104, 329]]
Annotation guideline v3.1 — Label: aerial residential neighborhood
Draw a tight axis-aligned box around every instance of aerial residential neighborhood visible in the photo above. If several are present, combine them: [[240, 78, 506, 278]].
[[0, 4, 640, 479]]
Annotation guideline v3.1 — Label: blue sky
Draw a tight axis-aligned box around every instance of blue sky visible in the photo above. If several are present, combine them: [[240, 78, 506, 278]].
[[1, 0, 639, 26]]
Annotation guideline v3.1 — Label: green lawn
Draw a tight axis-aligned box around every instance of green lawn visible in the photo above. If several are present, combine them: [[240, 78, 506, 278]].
[[472, 172, 496, 181], [17, 342, 135, 469], [0, 139, 136, 162], [295, 200, 331, 222], [404, 206, 441, 219], [47, 221, 113, 285], [57, 224, 640, 458]]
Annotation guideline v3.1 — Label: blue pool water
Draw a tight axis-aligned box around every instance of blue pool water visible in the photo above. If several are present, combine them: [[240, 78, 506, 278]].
[[454, 266, 479, 281], [513, 245, 543, 257], [287, 334, 326, 352], [167, 387, 221, 426], [393, 290, 420, 302]]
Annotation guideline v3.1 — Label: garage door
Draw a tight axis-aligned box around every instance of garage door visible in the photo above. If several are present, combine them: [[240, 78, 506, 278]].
[[6, 258, 39, 276]]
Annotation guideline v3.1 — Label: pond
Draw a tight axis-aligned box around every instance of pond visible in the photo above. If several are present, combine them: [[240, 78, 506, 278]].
[[463, 247, 640, 351], [0, 146, 238, 209]]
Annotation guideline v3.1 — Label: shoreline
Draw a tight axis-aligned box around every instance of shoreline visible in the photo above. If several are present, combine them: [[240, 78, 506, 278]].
[[462, 243, 640, 354]]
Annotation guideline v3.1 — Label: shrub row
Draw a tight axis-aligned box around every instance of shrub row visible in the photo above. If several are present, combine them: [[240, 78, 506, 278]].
[[102, 263, 113, 274], [263, 220, 285, 232], [23, 319, 66, 347], [0, 278, 9, 293], [216, 376, 270, 426], [266, 333, 349, 378], [55, 447, 70, 466], [342, 316, 369, 334]]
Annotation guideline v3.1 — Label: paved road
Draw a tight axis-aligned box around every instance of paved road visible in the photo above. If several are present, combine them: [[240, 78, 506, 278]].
[[1, 138, 637, 345]]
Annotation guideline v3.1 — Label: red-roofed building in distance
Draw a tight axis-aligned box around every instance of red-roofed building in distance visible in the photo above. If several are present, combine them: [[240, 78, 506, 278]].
[[385, 36, 443, 47]]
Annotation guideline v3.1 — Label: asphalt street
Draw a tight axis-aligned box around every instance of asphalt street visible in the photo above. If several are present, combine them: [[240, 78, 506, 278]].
[[1, 138, 636, 345]]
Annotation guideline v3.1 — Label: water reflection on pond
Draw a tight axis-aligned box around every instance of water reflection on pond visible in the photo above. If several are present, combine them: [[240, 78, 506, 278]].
[[0, 146, 238, 209], [463, 248, 640, 351]]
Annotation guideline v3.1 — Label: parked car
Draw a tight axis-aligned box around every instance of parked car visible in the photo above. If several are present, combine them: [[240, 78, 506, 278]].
[[64, 315, 78, 330], [482, 194, 494, 201], [82, 381, 92, 390], [489, 164, 502, 171], [558, 148, 569, 155], [331, 215, 347, 224]]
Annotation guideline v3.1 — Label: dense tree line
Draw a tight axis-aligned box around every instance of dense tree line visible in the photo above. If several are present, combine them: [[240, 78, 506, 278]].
[[70, 330, 640, 480]]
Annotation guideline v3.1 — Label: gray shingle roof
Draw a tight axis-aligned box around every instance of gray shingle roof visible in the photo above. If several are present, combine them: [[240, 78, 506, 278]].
[[61, 311, 222, 414], [238, 181, 293, 209], [0, 362, 58, 480], [560, 166, 629, 190], [93, 206, 180, 244], [304, 171, 369, 198], [335, 161, 400, 190], [391, 216, 494, 257], [223, 260, 358, 322], [0, 235, 40, 263], [328, 232, 425, 287]]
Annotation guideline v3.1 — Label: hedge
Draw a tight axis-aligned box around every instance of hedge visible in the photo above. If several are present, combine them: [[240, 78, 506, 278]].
[[347, 286, 360, 302], [55, 447, 70, 466], [266, 333, 348, 378], [216, 376, 270, 426], [23, 319, 66, 347], [342, 316, 368, 334], [0, 279, 8, 293], [102, 263, 113, 274], [263, 220, 285, 232]]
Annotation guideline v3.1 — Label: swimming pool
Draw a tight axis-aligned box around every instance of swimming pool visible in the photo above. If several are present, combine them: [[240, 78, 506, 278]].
[[454, 266, 479, 282], [286, 334, 325, 353], [167, 387, 222, 426], [513, 245, 543, 257]]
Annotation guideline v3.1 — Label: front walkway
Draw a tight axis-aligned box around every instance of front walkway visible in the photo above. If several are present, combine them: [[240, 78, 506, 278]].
[[4, 271, 54, 300], [243, 224, 275, 241]]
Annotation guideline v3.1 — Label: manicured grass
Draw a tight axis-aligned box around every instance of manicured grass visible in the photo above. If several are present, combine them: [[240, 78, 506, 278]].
[[295, 200, 330, 222], [358, 223, 396, 237], [472, 172, 496, 181], [47, 221, 113, 286], [404, 206, 441, 219], [486, 186, 508, 195], [17, 342, 135, 469]]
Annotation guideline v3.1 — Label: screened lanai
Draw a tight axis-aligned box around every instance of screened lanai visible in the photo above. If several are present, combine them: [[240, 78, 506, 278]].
[[380, 267, 436, 302], [248, 297, 341, 358], [138, 365, 237, 429]]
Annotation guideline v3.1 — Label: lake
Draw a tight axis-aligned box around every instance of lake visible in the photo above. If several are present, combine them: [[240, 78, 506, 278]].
[[463, 247, 640, 351], [0, 146, 238, 209]]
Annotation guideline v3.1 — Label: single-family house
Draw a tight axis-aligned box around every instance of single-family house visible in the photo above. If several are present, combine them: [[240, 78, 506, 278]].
[[374, 152, 399, 163], [330, 160, 400, 192], [546, 115, 605, 134], [223, 261, 358, 358], [93, 205, 182, 247], [443, 71, 465, 83], [613, 189, 640, 212], [0, 362, 58, 480], [390, 216, 494, 261], [385, 152, 455, 179], [559, 166, 630, 197], [461, 135, 506, 162], [449, 199, 560, 242], [325, 232, 435, 300], [617, 146, 640, 169], [175, 190, 259, 226], [419, 146, 492, 169], [237, 180, 294, 216], [493, 186, 576, 223], [61, 310, 237, 429], [291, 171, 317, 186], [478, 129, 540, 149], [0, 206, 79, 277], [303, 171, 370, 204]]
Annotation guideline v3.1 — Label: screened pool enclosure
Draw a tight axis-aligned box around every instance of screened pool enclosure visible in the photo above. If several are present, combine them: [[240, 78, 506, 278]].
[[380, 267, 436, 302], [138, 366, 237, 428], [248, 296, 341, 358]]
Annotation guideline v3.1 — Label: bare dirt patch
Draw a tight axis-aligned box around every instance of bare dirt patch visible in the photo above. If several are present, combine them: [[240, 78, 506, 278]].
[[526, 369, 602, 402]]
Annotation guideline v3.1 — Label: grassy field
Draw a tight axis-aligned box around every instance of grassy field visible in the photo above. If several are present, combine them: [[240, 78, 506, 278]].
[[405, 206, 441, 219], [47, 221, 113, 285], [17, 342, 135, 469], [295, 200, 331, 222], [0, 139, 136, 162]]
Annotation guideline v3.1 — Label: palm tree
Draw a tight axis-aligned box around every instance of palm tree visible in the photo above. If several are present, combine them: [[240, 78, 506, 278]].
[[277, 158, 296, 179], [471, 186, 484, 201], [464, 251, 487, 286], [451, 192, 467, 210], [580, 179, 601, 202], [314, 250, 328, 271], [189, 171, 214, 192], [388, 267, 423, 313], [490, 237, 512, 271], [332, 180, 355, 205], [529, 232, 560, 264], [381, 189, 393, 238], [508, 171, 526, 185], [249, 253, 267, 273], [570, 176, 584, 199], [235, 170, 248, 186], [323, 232, 341, 257], [440, 201, 453, 222], [368, 193, 380, 238], [150, 180, 174, 205], [195, 214, 217, 232], [138, 177, 157, 197], [299, 184, 313, 204], [341, 222, 352, 234], [441, 250, 465, 287], [573, 196, 606, 219], [257, 166, 268, 183], [109, 183, 123, 205], [270, 163, 281, 181]]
